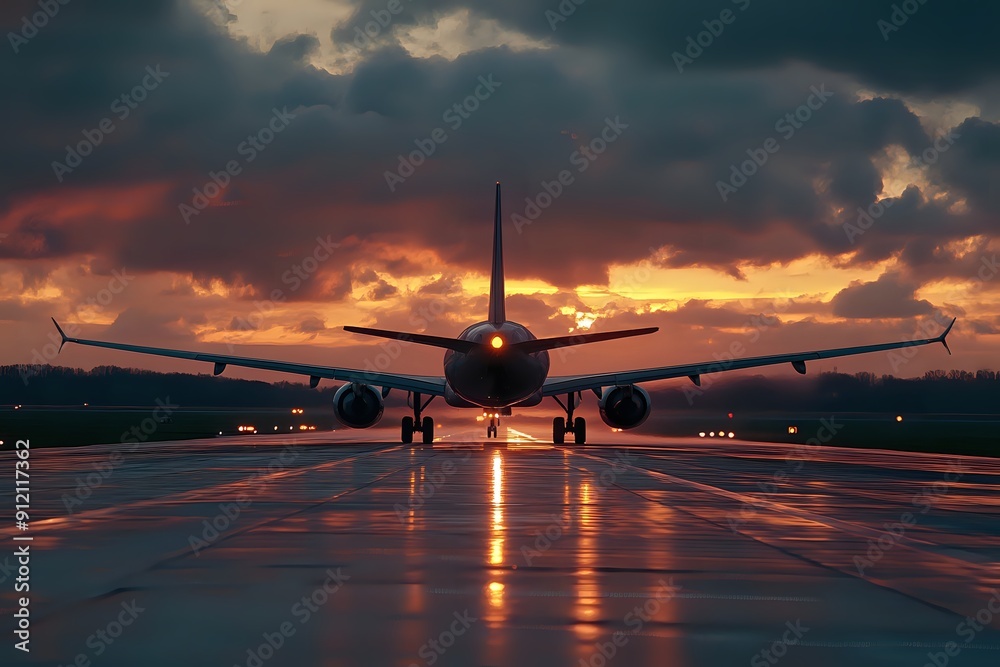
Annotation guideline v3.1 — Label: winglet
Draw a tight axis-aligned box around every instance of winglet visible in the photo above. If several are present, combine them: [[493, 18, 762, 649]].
[[51, 317, 69, 353], [937, 317, 956, 355]]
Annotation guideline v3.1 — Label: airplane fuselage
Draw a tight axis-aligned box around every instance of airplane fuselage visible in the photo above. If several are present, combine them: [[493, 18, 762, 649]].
[[443, 320, 550, 408]]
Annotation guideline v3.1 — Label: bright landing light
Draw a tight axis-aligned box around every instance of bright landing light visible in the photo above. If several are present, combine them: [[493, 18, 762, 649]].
[[490, 335, 504, 349]]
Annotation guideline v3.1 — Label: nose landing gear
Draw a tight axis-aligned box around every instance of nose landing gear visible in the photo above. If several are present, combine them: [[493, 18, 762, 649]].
[[552, 392, 586, 444], [483, 410, 500, 438]]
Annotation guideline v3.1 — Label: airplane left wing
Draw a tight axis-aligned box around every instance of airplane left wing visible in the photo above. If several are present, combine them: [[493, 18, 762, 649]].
[[50, 319, 447, 396], [541, 319, 956, 396]]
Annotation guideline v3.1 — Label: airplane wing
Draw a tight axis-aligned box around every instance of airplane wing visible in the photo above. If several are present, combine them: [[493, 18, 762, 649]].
[[50, 319, 447, 396], [541, 319, 956, 396]]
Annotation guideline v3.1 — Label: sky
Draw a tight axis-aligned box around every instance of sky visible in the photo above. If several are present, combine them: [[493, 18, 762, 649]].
[[2, 0, 999, 383]]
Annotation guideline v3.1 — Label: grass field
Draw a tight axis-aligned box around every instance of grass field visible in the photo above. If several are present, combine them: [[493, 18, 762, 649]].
[[0, 405, 338, 450], [1, 406, 997, 457]]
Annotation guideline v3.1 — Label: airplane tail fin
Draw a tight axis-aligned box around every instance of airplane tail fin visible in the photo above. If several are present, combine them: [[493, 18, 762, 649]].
[[488, 182, 505, 325]]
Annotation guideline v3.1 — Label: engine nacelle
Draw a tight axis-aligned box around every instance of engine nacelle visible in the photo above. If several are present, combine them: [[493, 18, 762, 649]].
[[333, 383, 384, 429], [598, 385, 651, 430]]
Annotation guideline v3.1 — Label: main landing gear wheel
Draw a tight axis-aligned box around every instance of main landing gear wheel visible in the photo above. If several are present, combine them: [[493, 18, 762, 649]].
[[422, 416, 434, 444], [486, 418, 498, 438], [401, 391, 436, 444], [552, 393, 586, 444]]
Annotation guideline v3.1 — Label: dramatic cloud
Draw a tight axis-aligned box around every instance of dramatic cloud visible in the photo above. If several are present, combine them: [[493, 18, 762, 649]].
[[831, 273, 935, 318], [2, 0, 998, 379]]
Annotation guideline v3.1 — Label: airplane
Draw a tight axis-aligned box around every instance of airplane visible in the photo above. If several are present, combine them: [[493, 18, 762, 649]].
[[51, 183, 956, 445]]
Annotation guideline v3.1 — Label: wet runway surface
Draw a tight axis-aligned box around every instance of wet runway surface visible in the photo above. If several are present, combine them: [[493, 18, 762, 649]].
[[3, 426, 1000, 666]]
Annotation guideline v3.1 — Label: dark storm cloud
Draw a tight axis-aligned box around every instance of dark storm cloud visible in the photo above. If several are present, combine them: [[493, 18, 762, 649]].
[[935, 118, 1000, 212], [969, 319, 1000, 335], [1, 0, 998, 318], [830, 273, 934, 318], [334, 0, 1000, 94], [294, 316, 327, 333], [269, 33, 322, 63], [226, 315, 256, 331], [364, 279, 399, 300]]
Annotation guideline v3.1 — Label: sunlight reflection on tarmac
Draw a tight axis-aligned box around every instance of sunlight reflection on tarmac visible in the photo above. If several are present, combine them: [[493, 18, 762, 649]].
[[2, 425, 1000, 666]]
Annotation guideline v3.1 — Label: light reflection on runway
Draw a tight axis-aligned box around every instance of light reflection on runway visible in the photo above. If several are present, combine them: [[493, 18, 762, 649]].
[[2, 425, 1000, 666]]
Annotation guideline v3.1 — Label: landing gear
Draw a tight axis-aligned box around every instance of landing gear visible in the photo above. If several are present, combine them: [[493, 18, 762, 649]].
[[401, 392, 436, 444], [486, 417, 498, 438], [422, 416, 434, 444], [552, 393, 586, 444]]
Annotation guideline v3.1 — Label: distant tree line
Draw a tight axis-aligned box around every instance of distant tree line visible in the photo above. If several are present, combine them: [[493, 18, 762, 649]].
[[2, 364, 998, 413], [1, 365, 341, 408], [652, 369, 1000, 413]]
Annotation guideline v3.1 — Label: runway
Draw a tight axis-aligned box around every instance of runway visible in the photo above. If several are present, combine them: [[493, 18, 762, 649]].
[[3, 426, 1000, 666]]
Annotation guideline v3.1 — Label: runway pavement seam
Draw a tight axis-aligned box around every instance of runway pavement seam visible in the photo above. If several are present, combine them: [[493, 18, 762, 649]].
[[29, 446, 437, 626], [0, 444, 398, 536], [563, 448, 999, 632], [496, 625, 1000, 650], [565, 448, 992, 576], [428, 587, 819, 601]]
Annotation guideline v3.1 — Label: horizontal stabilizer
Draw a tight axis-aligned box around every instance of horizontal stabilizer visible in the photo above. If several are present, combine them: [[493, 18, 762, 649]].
[[513, 327, 658, 354], [343, 326, 479, 353]]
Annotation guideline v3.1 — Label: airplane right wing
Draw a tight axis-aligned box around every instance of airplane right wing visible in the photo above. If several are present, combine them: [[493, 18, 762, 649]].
[[51, 319, 447, 396], [541, 319, 956, 396]]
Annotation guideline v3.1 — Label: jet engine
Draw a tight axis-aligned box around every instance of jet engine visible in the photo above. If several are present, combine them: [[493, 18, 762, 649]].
[[598, 385, 651, 430], [333, 383, 384, 428]]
